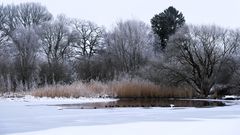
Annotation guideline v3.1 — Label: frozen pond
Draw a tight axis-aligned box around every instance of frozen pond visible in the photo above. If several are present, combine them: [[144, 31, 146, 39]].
[[0, 96, 239, 135], [56, 98, 226, 109]]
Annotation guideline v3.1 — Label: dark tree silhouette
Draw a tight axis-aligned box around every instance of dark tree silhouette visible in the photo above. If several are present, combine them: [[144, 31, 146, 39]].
[[151, 6, 185, 50]]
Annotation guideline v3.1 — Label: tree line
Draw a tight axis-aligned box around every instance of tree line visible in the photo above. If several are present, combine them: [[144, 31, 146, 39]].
[[0, 3, 240, 97]]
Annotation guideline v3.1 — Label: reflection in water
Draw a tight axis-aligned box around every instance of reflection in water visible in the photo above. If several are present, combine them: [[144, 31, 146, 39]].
[[57, 98, 225, 109]]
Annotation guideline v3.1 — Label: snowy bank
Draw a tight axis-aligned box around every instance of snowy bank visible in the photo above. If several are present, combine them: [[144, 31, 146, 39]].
[[0, 95, 117, 105]]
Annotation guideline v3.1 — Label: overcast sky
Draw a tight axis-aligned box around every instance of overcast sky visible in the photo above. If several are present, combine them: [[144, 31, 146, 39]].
[[1, 0, 240, 29]]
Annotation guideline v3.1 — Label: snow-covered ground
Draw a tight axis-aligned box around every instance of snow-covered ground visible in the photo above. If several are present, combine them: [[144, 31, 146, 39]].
[[0, 96, 240, 135]]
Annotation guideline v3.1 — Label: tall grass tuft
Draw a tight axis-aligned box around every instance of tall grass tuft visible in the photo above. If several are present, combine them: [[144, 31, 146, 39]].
[[109, 79, 193, 98], [32, 78, 194, 98], [32, 81, 108, 98]]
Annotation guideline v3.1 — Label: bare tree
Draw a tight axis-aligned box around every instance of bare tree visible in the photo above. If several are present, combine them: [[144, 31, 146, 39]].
[[0, 5, 16, 92], [104, 20, 152, 74], [0, 3, 52, 91], [1, 4, 19, 36], [16, 2, 52, 27], [69, 19, 105, 81], [2, 3, 52, 37], [0, 5, 7, 48], [71, 19, 104, 59], [12, 27, 40, 90], [38, 15, 72, 83], [163, 25, 240, 97], [39, 15, 71, 66]]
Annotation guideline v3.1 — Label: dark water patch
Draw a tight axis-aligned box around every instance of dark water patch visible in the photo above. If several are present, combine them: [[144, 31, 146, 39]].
[[56, 98, 226, 109]]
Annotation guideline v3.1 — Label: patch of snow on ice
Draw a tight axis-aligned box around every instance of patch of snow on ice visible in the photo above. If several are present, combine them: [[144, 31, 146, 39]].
[[0, 95, 117, 105]]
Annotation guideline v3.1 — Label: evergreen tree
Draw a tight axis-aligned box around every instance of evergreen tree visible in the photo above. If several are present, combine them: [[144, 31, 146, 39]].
[[151, 6, 185, 50]]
